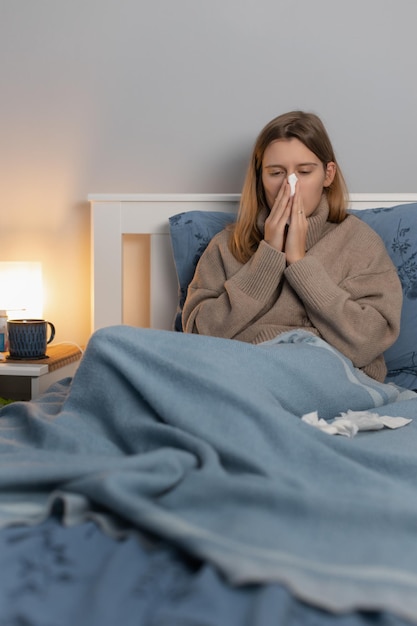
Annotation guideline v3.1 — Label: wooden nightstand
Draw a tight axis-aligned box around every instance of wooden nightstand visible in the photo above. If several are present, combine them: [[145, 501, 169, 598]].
[[0, 343, 83, 401]]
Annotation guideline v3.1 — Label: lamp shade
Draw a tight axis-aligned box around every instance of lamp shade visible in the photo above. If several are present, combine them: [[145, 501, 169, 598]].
[[0, 262, 43, 318]]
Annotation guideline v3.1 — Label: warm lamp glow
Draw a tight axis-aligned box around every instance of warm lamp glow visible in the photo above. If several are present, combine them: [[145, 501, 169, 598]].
[[0, 262, 44, 318]]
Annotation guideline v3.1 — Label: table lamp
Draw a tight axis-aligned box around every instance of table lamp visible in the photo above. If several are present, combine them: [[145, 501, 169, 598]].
[[0, 262, 44, 319]]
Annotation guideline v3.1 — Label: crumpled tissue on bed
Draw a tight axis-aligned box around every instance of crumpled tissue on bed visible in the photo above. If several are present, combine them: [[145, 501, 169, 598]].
[[301, 409, 412, 437]]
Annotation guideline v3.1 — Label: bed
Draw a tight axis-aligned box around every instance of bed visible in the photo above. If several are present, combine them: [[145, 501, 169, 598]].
[[1, 192, 417, 626]]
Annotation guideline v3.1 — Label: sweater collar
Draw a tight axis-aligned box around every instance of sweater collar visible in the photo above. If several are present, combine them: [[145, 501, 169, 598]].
[[305, 194, 329, 250], [257, 193, 330, 251]]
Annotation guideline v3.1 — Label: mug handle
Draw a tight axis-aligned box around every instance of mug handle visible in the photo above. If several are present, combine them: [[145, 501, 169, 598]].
[[46, 322, 56, 344]]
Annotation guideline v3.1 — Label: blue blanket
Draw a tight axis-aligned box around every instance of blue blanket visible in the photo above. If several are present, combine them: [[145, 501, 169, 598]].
[[1, 326, 417, 622]]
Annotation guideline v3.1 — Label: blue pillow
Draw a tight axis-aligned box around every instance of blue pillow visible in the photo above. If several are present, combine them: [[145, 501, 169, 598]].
[[169, 210, 235, 331], [349, 203, 417, 389], [169, 204, 417, 390]]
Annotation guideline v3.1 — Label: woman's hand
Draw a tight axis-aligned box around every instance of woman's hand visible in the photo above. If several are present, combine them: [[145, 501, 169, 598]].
[[285, 188, 308, 264], [264, 181, 292, 252], [264, 182, 308, 263]]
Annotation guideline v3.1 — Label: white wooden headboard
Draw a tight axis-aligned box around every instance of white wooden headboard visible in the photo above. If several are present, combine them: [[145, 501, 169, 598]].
[[87, 193, 417, 334]]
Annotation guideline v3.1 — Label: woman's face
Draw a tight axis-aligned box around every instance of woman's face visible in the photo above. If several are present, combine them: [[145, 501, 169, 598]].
[[261, 138, 335, 216]]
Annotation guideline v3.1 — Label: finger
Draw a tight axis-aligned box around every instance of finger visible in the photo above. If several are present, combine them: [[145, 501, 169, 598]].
[[289, 190, 306, 221], [270, 188, 291, 225], [272, 179, 291, 209]]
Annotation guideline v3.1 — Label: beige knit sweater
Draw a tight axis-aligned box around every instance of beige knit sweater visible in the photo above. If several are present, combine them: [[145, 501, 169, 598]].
[[182, 198, 402, 382]]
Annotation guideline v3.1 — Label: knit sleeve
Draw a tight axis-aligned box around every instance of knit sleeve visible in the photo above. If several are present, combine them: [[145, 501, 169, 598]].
[[182, 234, 286, 338], [284, 221, 402, 370]]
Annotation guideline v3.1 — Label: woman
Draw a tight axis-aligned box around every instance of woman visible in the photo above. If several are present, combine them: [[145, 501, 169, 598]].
[[182, 110, 402, 382]]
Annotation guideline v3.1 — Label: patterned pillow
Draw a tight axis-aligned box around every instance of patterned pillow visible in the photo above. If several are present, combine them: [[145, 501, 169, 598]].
[[169, 204, 417, 389], [350, 203, 417, 389], [169, 210, 235, 331]]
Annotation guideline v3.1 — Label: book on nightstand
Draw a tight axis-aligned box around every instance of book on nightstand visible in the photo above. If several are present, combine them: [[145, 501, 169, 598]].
[[5, 343, 83, 368]]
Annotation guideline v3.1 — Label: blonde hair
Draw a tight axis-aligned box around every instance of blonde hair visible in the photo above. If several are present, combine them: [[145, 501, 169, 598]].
[[230, 111, 349, 263]]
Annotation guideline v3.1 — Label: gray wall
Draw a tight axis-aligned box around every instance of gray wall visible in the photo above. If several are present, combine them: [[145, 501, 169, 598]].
[[1, 0, 416, 344]]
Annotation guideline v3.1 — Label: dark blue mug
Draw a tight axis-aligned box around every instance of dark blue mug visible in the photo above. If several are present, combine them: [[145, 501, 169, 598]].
[[7, 319, 55, 359]]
